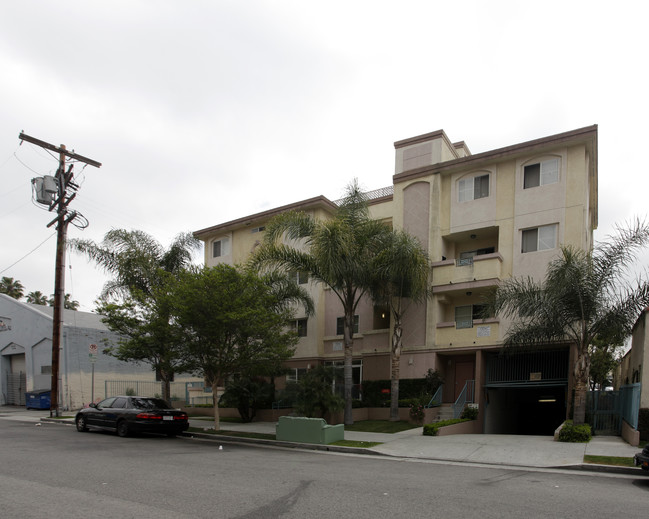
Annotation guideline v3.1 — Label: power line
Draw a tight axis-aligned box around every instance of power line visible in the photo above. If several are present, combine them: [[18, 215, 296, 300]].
[[0, 232, 57, 274]]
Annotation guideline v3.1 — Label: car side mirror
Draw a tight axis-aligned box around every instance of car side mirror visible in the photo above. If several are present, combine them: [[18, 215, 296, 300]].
[[89, 403, 97, 409]]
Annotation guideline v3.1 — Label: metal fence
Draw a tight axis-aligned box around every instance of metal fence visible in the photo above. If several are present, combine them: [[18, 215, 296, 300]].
[[104, 380, 189, 401], [620, 383, 641, 430], [587, 390, 621, 434], [586, 384, 641, 434]]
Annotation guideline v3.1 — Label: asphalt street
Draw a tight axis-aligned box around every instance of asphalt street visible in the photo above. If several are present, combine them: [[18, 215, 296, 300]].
[[1, 418, 648, 519]]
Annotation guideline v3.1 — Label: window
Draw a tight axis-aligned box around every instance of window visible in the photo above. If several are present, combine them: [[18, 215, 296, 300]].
[[455, 304, 488, 329], [291, 318, 308, 337], [522, 224, 557, 253], [524, 158, 559, 188], [336, 315, 359, 335], [373, 306, 390, 329], [457, 247, 495, 266], [286, 368, 307, 383], [212, 237, 230, 258], [112, 397, 128, 408], [251, 226, 265, 233], [459, 174, 489, 202], [289, 270, 309, 284]]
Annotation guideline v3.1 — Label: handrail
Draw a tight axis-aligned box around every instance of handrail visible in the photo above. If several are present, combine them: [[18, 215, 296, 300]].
[[453, 380, 475, 418], [425, 385, 443, 408]]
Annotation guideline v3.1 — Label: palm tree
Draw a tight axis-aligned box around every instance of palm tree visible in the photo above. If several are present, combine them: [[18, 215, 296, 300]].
[[372, 230, 431, 421], [26, 291, 48, 305], [48, 293, 80, 310], [488, 220, 649, 425], [70, 229, 202, 401], [251, 180, 391, 424], [0, 277, 25, 300], [70, 229, 201, 300]]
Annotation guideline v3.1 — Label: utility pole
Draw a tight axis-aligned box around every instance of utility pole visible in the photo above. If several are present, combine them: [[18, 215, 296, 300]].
[[19, 132, 101, 417]]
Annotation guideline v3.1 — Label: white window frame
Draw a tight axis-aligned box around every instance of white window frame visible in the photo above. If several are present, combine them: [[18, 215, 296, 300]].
[[523, 158, 559, 189], [212, 237, 231, 258], [286, 367, 307, 383], [336, 315, 359, 336], [458, 174, 490, 202], [521, 224, 557, 253], [291, 318, 308, 337]]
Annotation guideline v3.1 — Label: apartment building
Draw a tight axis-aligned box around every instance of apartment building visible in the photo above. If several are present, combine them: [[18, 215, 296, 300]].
[[194, 125, 598, 435]]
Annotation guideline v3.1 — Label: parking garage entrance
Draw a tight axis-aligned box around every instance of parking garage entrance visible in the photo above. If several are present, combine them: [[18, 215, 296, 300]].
[[483, 348, 569, 435]]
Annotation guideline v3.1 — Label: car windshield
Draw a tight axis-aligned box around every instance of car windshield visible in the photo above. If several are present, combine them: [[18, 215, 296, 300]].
[[131, 398, 171, 410]]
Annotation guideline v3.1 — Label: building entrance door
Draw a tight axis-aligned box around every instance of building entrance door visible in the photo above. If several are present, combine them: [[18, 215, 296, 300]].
[[454, 361, 474, 401]]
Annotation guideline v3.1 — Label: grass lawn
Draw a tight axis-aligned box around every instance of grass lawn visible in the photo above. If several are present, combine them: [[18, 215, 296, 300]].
[[343, 420, 420, 434], [583, 455, 636, 468]]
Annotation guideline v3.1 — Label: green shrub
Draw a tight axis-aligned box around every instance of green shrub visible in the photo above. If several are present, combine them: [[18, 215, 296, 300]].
[[292, 366, 344, 418], [219, 376, 274, 422], [639, 408, 649, 441], [425, 369, 443, 395], [399, 397, 424, 408], [125, 387, 136, 396], [423, 418, 469, 436], [558, 420, 592, 442], [361, 378, 429, 407], [409, 404, 425, 424], [460, 406, 478, 420]]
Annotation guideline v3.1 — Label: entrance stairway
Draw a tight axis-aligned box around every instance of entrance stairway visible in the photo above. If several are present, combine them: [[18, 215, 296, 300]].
[[433, 404, 454, 422]]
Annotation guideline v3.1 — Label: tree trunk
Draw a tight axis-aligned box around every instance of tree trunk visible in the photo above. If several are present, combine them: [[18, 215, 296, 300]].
[[572, 348, 590, 425], [160, 370, 172, 403], [212, 381, 221, 431], [389, 313, 402, 422], [343, 311, 354, 425]]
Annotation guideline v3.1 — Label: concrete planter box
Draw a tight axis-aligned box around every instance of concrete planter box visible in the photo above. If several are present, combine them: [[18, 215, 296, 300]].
[[435, 419, 481, 436]]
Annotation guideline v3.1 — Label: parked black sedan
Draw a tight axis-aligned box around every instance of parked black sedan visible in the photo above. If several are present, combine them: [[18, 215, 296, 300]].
[[75, 396, 189, 437], [635, 444, 649, 472]]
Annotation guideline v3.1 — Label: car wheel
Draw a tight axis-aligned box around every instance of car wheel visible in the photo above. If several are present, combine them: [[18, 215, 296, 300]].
[[116, 420, 129, 437], [76, 415, 89, 432]]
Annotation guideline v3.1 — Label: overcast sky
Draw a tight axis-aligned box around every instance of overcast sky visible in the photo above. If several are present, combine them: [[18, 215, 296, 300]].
[[1, 1, 648, 311]]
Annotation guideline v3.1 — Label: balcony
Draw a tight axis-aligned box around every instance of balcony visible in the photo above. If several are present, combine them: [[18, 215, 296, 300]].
[[432, 252, 503, 289], [435, 319, 500, 348]]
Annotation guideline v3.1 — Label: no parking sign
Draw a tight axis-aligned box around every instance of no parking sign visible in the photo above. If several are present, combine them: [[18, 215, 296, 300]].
[[89, 343, 98, 363]]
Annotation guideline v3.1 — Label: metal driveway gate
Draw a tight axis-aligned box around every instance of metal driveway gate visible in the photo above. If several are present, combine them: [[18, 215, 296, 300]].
[[6, 372, 26, 406]]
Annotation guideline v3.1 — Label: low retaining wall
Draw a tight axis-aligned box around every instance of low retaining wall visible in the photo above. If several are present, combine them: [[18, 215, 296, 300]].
[[621, 419, 640, 446], [435, 419, 481, 436]]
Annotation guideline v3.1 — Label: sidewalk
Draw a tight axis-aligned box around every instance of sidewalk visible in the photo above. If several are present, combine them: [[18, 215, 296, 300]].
[[186, 415, 643, 472], [1, 406, 644, 474]]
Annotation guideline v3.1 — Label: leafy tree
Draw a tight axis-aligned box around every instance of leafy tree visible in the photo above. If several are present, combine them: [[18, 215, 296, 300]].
[[26, 291, 48, 305], [371, 229, 431, 421], [488, 221, 649, 425], [168, 264, 310, 430], [0, 277, 24, 299], [219, 376, 274, 423], [48, 293, 80, 310], [588, 337, 622, 391], [95, 286, 189, 402], [70, 229, 201, 400], [251, 180, 390, 424]]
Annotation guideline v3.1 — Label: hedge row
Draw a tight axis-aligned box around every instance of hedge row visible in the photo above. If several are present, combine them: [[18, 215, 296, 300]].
[[558, 421, 592, 442], [361, 378, 429, 407], [423, 418, 470, 436]]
